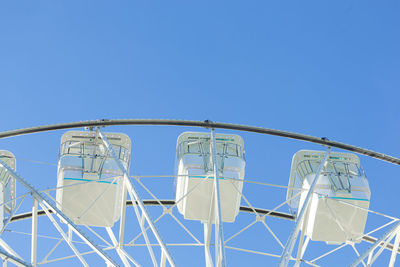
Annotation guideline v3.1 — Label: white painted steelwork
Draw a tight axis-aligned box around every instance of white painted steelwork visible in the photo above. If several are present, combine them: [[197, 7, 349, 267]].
[[0, 121, 397, 266], [0, 151, 16, 230], [56, 131, 131, 227], [98, 130, 176, 267], [175, 132, 245, 223], [279, 150, 330, 267], [351, 221, 400, 267], [0, 158, 119, 266], [210, 129, 226, 267]]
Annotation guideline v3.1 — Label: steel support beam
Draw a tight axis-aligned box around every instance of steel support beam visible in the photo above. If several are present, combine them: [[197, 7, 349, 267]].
[[203, 223, 213, 267], [278, 149, 331, 267], [105, 227, 133, 267], [389, 232, 400, 267], [39, 203, 89, 267], [294, 225, 309, 267], [0, 238, 23, 266], [0, 248, 31, 267], [211, 129, 227, 267], [0, 158, 119, 267], [351, 221, 400, 267], [119, 182, 128, 248], [98, 130, 175, 267], [160, 251, 166, 267], [31, 198, 38, 266]]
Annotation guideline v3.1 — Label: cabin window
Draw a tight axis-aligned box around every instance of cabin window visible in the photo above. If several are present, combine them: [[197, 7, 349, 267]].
[[296, 159, 363, 193], [59, 140, 130, 176], [178, 140, 244, 159]]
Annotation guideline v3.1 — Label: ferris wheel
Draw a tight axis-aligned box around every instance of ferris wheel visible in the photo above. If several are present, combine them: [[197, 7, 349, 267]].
[[0, 119, 398, 267]]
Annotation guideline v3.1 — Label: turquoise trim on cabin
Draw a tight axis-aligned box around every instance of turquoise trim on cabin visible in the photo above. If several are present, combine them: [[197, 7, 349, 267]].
[[318, 196, 369, 202], [63, 177, 117, 185]]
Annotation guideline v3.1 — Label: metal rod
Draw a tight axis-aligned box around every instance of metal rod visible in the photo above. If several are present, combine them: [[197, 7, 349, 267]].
[[42, 238, 63, 263], [0, 238, 23, 264], [0, 158, 119, 267], [140, 213, 158, 267], [203, 223, 213, 267], [278, 149, 331, 267], [0, 194, 27, 235], [368, 226, 399, 265], [389, 232, 400, 267], [225, 220, 257, 245], [294, 221, 307, 267], [105, 227, 133, 267], [211, 129, 227, 267], [351, 221, 400, 267], [0, 119, 397, 165], [31, 198, 38, 266], [98, 130, 175, 267], [160, 250, 166, 267], [119, 181, 128, 248], [367, 251, 373, 265], [133, 177, 201, 244], [351, 245, 366, 267], [0, 248, 31, 267], [39, 203, 89, 267]]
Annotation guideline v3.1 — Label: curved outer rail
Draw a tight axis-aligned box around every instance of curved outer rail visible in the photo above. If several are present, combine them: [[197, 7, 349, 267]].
[[0, 119, 398, 165]]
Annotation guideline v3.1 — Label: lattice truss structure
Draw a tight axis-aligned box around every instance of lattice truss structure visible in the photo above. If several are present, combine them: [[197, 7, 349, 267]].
[[0, 120, 398, 267]]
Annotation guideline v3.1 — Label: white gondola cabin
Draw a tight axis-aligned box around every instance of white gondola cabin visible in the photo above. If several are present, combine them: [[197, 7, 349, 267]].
[[56, 131, 131, 227], [287, 150, 371, 244], [0, 151, 16, 229], [175, 132, 245, 223]]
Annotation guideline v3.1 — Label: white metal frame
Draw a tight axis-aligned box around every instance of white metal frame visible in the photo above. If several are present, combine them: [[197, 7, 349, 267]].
[[0, 158, 120, 267], [351, 221, 400, 267], [0, 170, 399, 266], [210, 129, 227, 267], [98, 129, 176, 267], [278, 149, 331, 267], [0, 124, 397, 266]]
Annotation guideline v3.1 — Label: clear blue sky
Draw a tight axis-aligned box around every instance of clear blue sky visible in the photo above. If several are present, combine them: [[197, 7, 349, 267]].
[[0, 1, 399, 266]]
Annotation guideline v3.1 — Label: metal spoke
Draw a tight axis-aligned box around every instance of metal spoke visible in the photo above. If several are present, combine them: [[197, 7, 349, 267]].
[[134, 176, 201, 244], [310, 243, 347, 263], [279, 149, 331, 267], [106, 227, 139, 267], [0, 247, 31, 267], [0, 120, 397, 266], [227, 178, 285, 249], [351, 244, 366, 267], [389, 232, 400, 267], [99, 130, 175, 267], [210, 129, 226, 267], [0, 194, 28, 235], [41, 238, 63, 264], [42, 192, 113, 248], [224, 220, 257, 244], [0, 158, 119, 267], [31, 198, 38, 266], [351, 221, 400, 267], [39, 203, 89, 267]]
